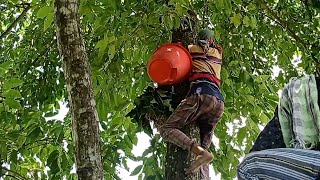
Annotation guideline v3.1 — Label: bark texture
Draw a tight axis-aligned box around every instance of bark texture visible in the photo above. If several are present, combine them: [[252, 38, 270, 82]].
[[54, 0, 104, 179], [164, 14, 202, 180], [165, 126, 201, 180]]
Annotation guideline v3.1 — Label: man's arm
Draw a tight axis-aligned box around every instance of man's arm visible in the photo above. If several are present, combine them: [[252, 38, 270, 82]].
[[214, 44, 223, 54]]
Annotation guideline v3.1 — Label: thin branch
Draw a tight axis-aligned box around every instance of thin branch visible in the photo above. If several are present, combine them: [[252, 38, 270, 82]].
[[3, 174, 20, 180], [259, 1, 308, 48], [15, 3, 31, 8], [1, 167, 27, 180], [0, 4, 31, 40], [257, 0, 320, 64]]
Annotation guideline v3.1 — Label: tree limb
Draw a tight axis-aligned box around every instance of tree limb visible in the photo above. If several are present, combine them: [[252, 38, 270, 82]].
[[0, 4, 31, 40], [258, 1, 308, 48], [257, 0, 320, 64], [1, 166, 28, 180], [3, 174, 20, 180], [15, 2, 31, 8]]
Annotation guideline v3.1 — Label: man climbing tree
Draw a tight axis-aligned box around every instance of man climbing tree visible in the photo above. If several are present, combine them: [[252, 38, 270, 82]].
[[159, 29, 224, 179], [54, 0, 104, 179]]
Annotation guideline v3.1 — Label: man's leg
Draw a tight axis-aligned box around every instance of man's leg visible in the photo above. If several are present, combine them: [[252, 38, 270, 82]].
[[187, 95, 224, 175], [159, 94, 213, 173], [185, 95, 224, 178], [159, 95, 200, 150], [237, 148, 320, 180], [199, 96, 224, 149]]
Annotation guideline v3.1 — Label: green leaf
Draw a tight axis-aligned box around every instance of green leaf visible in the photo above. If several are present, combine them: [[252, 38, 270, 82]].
[[131, 134, 138, 146], [97, 42, 108, 57], [0, 67, 6, 76], [16, 135, 26, 149], [108, 45, 116, 59], [164, 15, 173, 30], [216, 0, 224, 10], [250, 17, 257, 28], [109, 117, 122, 129], [246, 38, 253, 50], [243, 16, 250, 27], [224, 0, 232, 15], [47, 150, 59, 174], [4, 78, 23, 89], [246, 95, 255, 105], [28, 127, 42, 140], [100, 121, 108, 130], [6, 131, 20, 141], [233, 0, 241, 4], [260, 113, 269, 124], [0, 61, 13, 70], [95, 39, 108, 50], [229, 60, 239, 67], [3, 89, 22, 99], [37, 6, 51, 18], [9, 150, 17, 163], [142, 147, 152, 156], [260, 75, 270, 81], [123, 158, 129, 171], [115, 100, 130, 111], [230, 13, 242, 27], [5, 98, 21, 109], [44, 12, 54, 31], [20, 163, 33, 169], [237, 127, 246, 144], [130, 165, 143, 176], [173, 16, 180, 29], [248, 4, 256, 11], [124, 135, 133, 148]]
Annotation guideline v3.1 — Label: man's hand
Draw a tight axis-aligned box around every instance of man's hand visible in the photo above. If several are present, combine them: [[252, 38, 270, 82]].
[[215, 44, 223, 54]]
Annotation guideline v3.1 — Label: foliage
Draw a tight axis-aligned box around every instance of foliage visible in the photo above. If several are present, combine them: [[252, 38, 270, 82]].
[[0, 0, 319, 179]]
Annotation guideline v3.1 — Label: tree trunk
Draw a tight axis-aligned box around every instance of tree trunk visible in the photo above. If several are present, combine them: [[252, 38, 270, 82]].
[[164, 14, 202, 180], [54, 0, 104, 179], [165, 126, 201, 180]]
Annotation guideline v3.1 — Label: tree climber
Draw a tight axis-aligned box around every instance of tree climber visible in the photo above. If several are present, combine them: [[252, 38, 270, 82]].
[[159, 29, 225, 178]]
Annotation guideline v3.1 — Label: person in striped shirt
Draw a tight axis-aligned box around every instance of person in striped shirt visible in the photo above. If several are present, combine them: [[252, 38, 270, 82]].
[[237, 75, 320, 180], [159, 29, 224, 179]]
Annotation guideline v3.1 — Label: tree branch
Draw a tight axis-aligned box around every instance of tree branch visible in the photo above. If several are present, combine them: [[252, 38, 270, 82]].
[[3, 174, 20, 180], [0, 4, 31, 40], [1, 166, 28, 180], [258, 1, 308, 48], [257, 0, 320, 64], [15, 3, 31, 8]]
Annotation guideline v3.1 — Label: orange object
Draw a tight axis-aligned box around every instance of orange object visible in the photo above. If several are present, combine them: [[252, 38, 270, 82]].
[[147, 43, 192, 85]]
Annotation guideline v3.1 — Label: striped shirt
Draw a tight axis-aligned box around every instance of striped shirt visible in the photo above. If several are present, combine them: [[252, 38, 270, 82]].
[[238, 148, 320, 180], [188, 44, 222, 86], [186, 44, 224, 101]]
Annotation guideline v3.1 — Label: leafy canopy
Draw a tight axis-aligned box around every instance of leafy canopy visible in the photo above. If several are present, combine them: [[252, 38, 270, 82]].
[[0, 0, 319, 179]]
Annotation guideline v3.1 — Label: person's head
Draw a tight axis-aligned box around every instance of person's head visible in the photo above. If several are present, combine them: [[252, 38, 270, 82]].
[[198, 29, 215, 45]]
